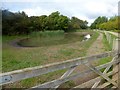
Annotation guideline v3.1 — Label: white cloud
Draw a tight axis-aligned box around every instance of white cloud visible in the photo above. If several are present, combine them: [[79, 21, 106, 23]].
[[1, 0, 49, 2], [3, 0, 119, 25], [20, 7, 55, 17]]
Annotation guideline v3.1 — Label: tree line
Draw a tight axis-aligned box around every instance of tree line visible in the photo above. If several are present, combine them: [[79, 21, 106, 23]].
[[2, 10, 88, 35], [90, 16, 120, 30]]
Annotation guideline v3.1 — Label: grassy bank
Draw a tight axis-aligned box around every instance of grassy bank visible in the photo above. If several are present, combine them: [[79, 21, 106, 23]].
[[111, 30, 120, 33], [97, 32, 118, 72], [2, 30, 99, 88], [102, 33, 111, 51], [98, 32, 113, 66], [102, 32, 117, 51]]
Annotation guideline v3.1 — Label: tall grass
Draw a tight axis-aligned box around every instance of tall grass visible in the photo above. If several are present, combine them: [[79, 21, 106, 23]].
[[18, 30, 85, 47], [30, 30, 64, 39]]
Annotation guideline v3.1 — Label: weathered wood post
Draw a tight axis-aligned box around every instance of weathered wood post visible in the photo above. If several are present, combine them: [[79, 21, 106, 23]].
[[104, 31, 109, 43], [109, 34, 111, 44], [106, 33, 108, 42], [118, 39, 120, 89], [108, 33, 109, 42], [107, 33, 110, 43], [112, 39, 120, 88], [112, 38, 115, 51]]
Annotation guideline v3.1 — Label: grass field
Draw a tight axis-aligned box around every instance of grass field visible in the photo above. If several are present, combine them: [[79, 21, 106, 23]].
[[2, 30, 99, 88]]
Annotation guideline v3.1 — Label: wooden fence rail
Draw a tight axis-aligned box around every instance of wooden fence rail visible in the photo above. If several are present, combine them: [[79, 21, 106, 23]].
[[1, 50, 117, 85], [1, 34, 120, 89]]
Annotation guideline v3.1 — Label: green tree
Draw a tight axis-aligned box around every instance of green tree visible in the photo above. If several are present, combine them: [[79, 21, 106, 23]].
[[68, 17, 88, 30], [2, 9, 88, 35], [98, 16, 119, 30], [90, 16, 108, 29], [2, 10, 30, 35]]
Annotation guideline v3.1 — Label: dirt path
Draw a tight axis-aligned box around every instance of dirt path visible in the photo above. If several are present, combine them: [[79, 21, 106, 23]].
[[86, 32, 105, 56], [73, 32, 105, 87]]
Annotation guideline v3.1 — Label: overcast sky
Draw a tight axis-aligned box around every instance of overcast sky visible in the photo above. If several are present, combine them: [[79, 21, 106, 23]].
[[1, 0, 119, 25]]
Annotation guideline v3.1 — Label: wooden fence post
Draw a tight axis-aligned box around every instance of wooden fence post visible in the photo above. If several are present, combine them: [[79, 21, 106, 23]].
[[112, 39, 120, 88], [106, 33, 108, 42], [112, 38, 115, 51], [109, 34, 111, 44], [118, 39, 120, 89], [108, 33, 109, 42]]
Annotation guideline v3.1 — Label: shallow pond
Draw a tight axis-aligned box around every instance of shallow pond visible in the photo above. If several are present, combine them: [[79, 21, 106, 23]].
[[18, 32, 91, 47]]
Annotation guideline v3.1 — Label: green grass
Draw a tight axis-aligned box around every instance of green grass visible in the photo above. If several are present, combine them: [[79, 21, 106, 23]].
[[2, 30, 99, 88]]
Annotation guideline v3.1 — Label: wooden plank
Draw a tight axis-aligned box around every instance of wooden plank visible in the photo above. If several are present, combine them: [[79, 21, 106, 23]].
[[112, 39, 120, 89], [29, 59, 119, 89], [91, 56, 117, 88], [55, 66, 76, 88], [98, 82, 112, 88], [0, 51, 116, 85], [58, 67, 76, 79], [71, 70, 118, 89], [118, 59, 120, 89], [112, 38, 115, 50], [112, 64, 118, 85], [109, 34, 111, 44], [97, 76, 118, 88], [116, 39, 120, 89], [91, 64, 111, 88], [112, 86, 117, 88], [91, 81, 101, 89], [106, 32, 109, 42], [83, 62, 118, 87]]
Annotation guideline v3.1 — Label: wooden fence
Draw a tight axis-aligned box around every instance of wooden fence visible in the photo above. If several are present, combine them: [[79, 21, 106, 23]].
[[0, 35, 120, 89], [104, 31, 119, 50]]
